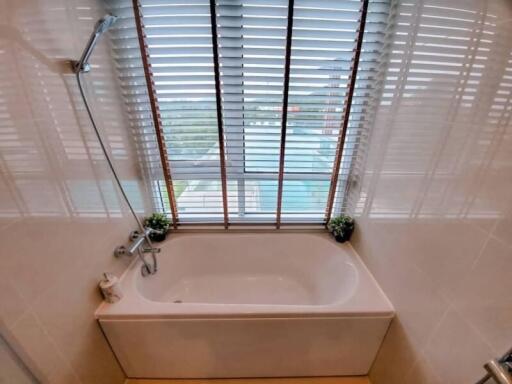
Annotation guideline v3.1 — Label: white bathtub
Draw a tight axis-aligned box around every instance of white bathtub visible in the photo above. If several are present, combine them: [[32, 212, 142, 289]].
[[97, 232, 393, 379]]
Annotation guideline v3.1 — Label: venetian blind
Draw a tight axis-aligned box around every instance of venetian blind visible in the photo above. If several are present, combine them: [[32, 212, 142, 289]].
[[109, 0, 390, 225]]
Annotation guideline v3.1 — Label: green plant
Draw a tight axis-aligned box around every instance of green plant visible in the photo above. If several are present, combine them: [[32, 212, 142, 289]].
[[327, 215, 355, 240], [144, 213, 171, 233]]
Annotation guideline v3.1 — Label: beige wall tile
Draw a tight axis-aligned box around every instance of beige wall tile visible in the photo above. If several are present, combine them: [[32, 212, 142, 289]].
[[404, 352, 442, 384], [0, 278, 29, 329], [399, 220, 488, 300], [0, 0, 150, 383], [351, 1, 512, 383], [351, 221, 450, 350], [0, 336, 35, 384], [423, 309, 495, 383], [9, 312, 80, 383], [369, 319, 419, 384], [492, 207, 512, 249], [452, 237, 512, 355]]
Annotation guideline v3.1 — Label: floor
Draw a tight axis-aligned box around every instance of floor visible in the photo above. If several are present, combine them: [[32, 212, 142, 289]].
[[125, 378, 370, 384]]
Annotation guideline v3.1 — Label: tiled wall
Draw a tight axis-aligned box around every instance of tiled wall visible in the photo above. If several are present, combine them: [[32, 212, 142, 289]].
[[0, 0, 152, 383], [0, 335, 36, 383], [351, 1, 512, 383]]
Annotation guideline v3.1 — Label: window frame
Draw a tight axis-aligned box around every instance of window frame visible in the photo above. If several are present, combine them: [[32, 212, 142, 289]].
[[130, 0, 372, 227]]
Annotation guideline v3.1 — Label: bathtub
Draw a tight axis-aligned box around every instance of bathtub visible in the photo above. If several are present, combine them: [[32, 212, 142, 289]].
[[97, 232, 393, 379]]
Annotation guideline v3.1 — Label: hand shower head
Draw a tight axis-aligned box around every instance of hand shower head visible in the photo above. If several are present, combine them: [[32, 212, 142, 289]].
[[73, 14, 118, 73], [95, 14, 118, 34]]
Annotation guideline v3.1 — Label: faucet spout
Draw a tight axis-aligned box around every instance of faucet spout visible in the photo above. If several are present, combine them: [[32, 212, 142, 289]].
[[114, 228, 159, 276], [126, 234, 146, 255]]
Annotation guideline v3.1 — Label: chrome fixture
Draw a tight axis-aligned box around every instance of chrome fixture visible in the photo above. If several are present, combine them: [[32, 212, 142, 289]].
[[476, 348, 512, 384], [71, 14, 118, 73], [72, 15, 159, 277], [115, 229, 161, 276]]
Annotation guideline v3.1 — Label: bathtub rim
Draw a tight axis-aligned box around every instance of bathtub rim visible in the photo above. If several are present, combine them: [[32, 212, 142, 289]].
[[96, 232, 394, 320]]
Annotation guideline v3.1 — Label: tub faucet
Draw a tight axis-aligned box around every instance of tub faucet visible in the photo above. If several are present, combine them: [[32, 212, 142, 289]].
[[114, 228, 160, 276]]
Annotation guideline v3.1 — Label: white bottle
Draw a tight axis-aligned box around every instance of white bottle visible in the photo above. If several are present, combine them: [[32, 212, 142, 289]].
[[99, 273, 123, 303]]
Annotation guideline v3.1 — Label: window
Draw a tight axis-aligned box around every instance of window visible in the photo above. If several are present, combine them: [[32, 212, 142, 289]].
[[109, 0, 390, 226]]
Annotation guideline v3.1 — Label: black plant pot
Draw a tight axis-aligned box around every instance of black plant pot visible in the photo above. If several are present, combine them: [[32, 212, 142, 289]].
[[333, 229, 353, 243], [149, 231, 167, 242]]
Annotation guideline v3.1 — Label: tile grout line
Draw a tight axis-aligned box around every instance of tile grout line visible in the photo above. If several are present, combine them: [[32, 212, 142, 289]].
[[32, 310, 84, 383]]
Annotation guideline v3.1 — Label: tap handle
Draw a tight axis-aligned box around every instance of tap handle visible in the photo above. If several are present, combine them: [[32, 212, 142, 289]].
[[145, 227, 163, 235]]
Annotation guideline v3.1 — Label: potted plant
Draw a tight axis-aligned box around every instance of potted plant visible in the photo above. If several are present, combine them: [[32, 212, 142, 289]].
[[144, 213, 171, 242], [327, 215, 355, 243]]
